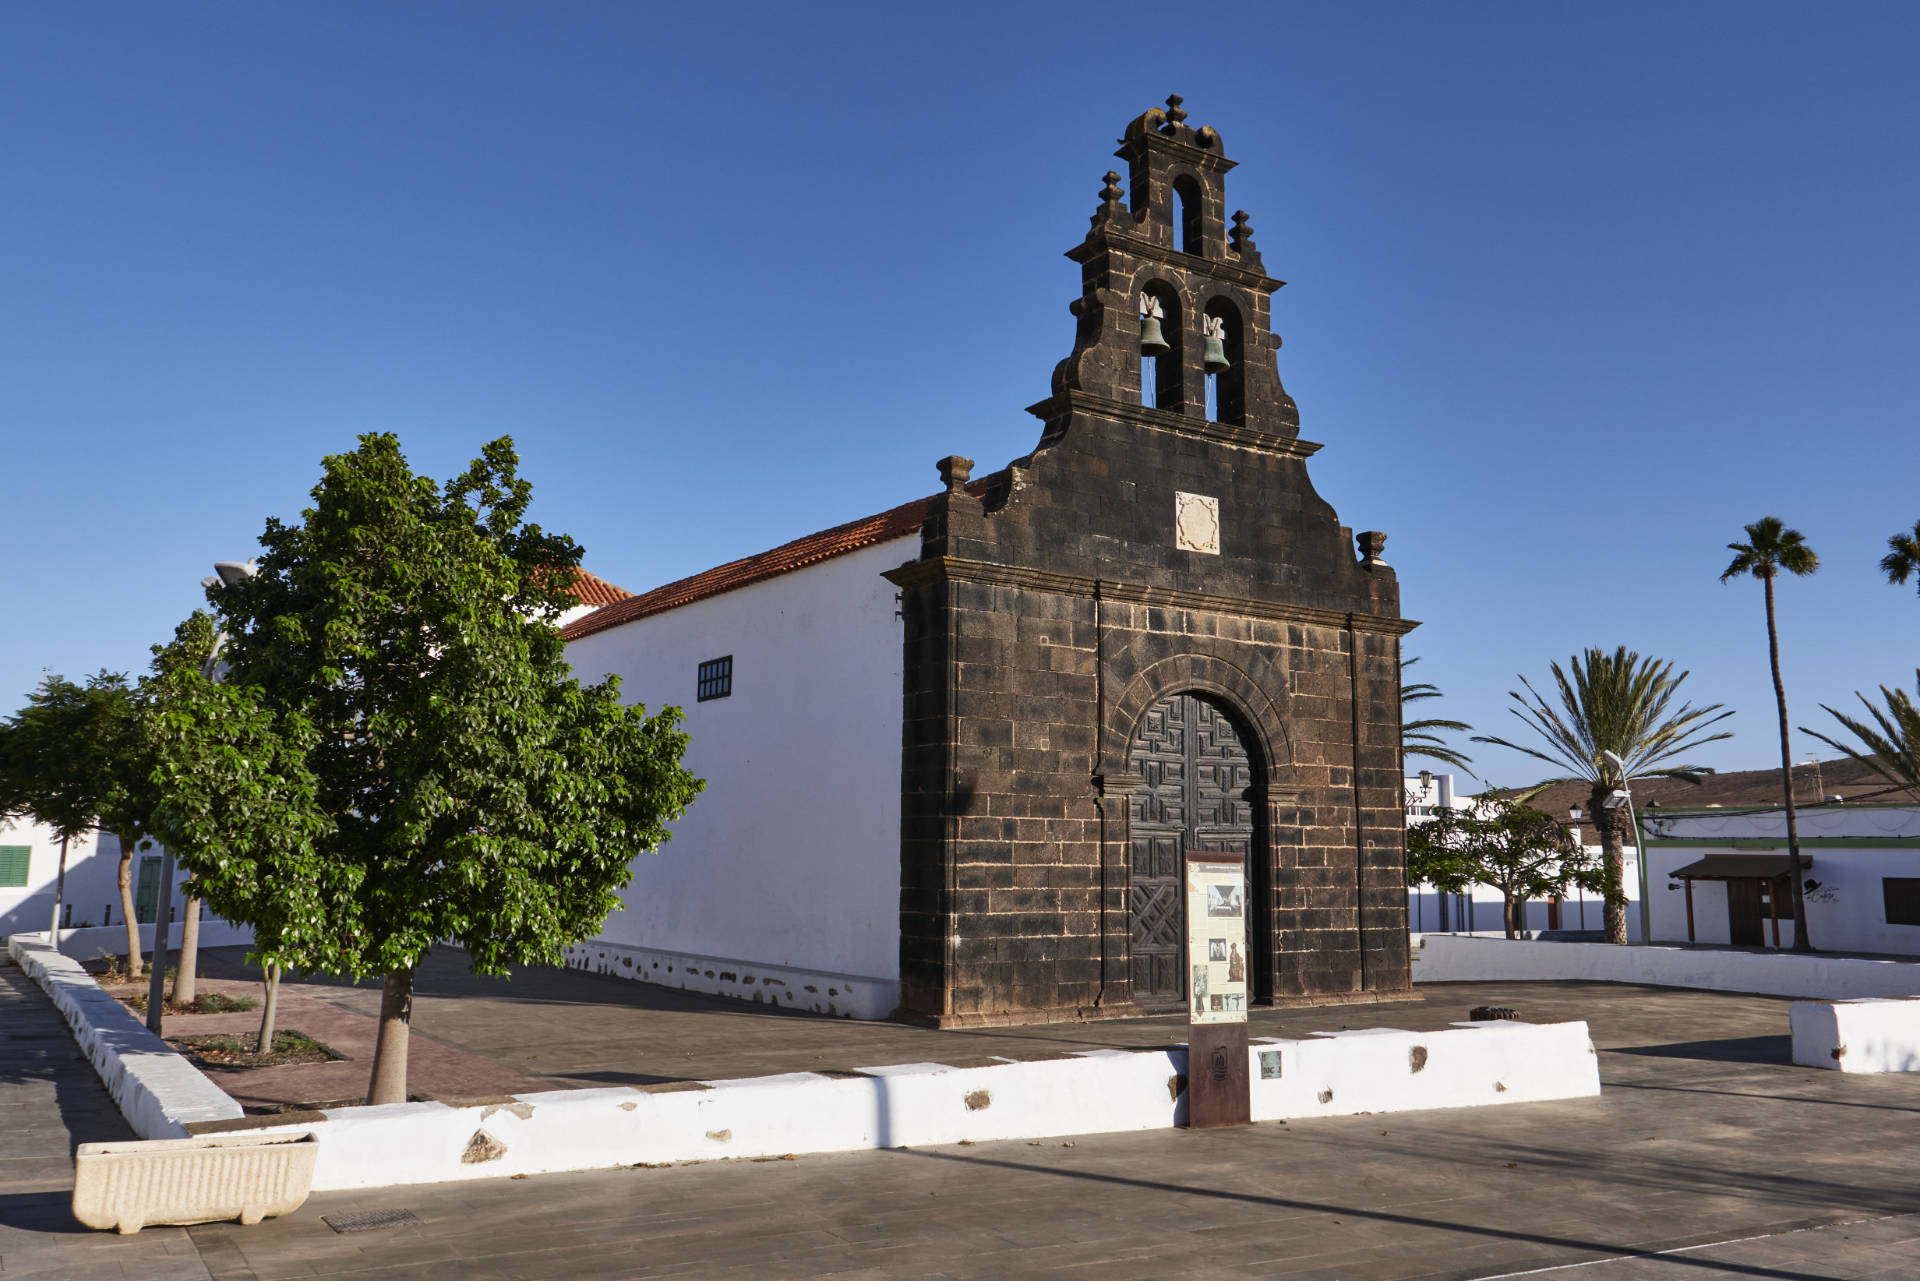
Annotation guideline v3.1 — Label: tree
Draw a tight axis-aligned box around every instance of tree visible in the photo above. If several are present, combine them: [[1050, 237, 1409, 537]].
[[1722, 517, 1820, 952], [1407, 795, 1605, 938], [147, 613, 221, 1005], [147, 434, 703, 1103], [0, 673, 153, 954], [1402, 657, 1474, 777], [1803, 672, 1920, 803], [0, 675, 113, 940], [1473, 647, 1733, 945], [1882, 520, 1920, 595]]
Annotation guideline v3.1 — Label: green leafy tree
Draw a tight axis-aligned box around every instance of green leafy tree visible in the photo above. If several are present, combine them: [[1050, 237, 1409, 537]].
[[1402, 657, 1474, 777], [146, 612, 221, 1005], [0, 672, 154, 958], [1882, 520, 1920, 595], [1722, 517, 1820, 952], [1473, 647, 1733, 945], [1407, 795, 1604, 937], [1803, 672, 1920, 803], [0, 675, 113, 940], [147, 434, 703, 1103]]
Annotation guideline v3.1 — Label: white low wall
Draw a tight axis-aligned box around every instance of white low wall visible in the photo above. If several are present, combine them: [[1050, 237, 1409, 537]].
[[1412, 933, 1920, 999], [561, 938, 897, 1020], [37, 917, 256, 963], [7, 935, 244, 1139], [240, 1017, 1598, 1192], [1791, 998, 1920, 1073]]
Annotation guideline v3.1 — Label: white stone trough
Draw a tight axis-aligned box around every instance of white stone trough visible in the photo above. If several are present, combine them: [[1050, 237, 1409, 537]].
[[72, 1131, 319, 1234], [1790, 996, 1920, 1073]]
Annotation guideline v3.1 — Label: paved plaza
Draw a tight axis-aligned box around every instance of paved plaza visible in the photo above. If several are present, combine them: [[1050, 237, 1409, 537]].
[[5, 951, 1920, 1278]]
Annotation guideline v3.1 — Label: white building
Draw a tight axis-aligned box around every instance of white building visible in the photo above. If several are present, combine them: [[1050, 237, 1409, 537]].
[[1644, 803, 1920, 955], [1403, 773, 1645, 941], [0, 816, 256, 960], [562, 525, 911, 1018]]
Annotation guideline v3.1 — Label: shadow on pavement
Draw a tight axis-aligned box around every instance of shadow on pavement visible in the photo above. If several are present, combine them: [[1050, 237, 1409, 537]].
[[889, 1147, 1854, 1281], [1611, 1035, 1793, 1064]]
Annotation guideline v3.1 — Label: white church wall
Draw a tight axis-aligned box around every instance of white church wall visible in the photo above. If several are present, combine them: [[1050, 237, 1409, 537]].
[[563, 537, 910, 1000]]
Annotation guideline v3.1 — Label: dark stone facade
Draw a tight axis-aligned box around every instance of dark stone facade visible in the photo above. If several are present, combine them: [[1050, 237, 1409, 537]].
[[887, 97, 1416, 1027]]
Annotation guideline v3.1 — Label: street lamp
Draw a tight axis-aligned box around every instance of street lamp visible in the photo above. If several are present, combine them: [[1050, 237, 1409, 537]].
[[1600, 750, 1650, 945], [1568, 806, 1586, 929], [146, 558, 255, 1036]]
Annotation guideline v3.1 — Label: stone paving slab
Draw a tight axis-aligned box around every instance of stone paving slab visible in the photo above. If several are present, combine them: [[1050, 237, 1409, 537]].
[[178, 977, 1920, 1279], [0, 955, 211, 1280]]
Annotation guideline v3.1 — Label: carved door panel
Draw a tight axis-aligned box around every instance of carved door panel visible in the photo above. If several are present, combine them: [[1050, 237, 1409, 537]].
[[1129, 694, 1253, 1009]]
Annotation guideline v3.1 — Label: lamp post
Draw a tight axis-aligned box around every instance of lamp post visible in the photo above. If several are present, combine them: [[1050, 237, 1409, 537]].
[[146, 559, 255, 1036], [1600, 750, 1650, 945], [1568, 805, 1585, 929]]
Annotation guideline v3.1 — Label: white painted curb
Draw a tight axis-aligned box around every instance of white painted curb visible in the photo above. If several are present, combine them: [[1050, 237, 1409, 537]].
[[1790, 997, 1920, 1073], [1412, 933, 1920, 999], [6, 935, 244, 1139], [244, 1018, 1600, 1192]]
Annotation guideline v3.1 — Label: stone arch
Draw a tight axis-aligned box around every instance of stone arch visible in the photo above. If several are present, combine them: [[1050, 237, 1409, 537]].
[[1099, 650, 1293, 789]]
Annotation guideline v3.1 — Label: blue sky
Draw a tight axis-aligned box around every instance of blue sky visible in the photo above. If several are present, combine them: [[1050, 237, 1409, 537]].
[[3, 2, 1916, 782]]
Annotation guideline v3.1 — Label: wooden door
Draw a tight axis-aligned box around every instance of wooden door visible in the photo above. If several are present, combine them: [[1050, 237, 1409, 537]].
[[1726, 879, 1766, 946], [1128, 694, 1255, 1008]]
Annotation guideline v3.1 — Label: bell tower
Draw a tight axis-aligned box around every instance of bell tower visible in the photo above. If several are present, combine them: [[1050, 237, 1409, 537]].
[[1032, 94, 1300, 441]]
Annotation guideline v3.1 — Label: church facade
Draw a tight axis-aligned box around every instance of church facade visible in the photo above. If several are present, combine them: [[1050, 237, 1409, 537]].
[[563, 97, 1416, 1027]]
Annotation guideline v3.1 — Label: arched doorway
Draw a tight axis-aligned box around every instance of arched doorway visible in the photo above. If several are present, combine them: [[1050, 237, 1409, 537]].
[[1127, 691, 1261, 1010]]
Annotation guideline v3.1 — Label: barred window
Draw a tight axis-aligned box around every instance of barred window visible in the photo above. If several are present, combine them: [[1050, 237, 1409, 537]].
[[697, 655, 733, 702]]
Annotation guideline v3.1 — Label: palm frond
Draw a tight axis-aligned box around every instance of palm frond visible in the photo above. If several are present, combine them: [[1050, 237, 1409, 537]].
[[1883, 522, 1920, 592], [1472, 646, 1733, 788], [1801, 672, 1920, 801]]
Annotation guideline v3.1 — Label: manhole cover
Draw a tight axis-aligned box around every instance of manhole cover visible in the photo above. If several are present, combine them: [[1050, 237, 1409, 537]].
[[322, 1208, 419, 1234]]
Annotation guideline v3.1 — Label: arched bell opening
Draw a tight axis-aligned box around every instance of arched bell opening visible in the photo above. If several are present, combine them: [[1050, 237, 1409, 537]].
[[1124, 689, 1274, 1010], [1172, 173, 1205, 256], [1201, 297, 1246, 425], [1137, 282, 1185, 413]]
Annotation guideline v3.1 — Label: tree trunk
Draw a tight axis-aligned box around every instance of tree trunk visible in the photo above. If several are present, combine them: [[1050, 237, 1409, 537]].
[[48, 834, 69, 940], [256, 962, 279, 1054], [1764, 574, 1815, 952], [1592, 785, 1629, 945], [116, 834, 144, 979], [366, 966, 415, 1106], [171, 890, 201, 1006], [1503, 892, 1519, 939]]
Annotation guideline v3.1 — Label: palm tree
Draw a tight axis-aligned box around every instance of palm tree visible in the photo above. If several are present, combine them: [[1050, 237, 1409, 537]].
[[1474, 647, 1733, 945], [1723, 517, 1820, 952], [1883, 520, 1920, 595], [1803, 672, 1920, 803], [1402, 657, 1474, 777]]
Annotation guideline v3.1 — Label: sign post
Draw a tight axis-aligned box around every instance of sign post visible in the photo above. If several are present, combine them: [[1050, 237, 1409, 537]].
[[1184, 851, 1251, 1128]]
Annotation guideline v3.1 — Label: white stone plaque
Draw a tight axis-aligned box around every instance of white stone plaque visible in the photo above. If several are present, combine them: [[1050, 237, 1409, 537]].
[[1174, 492, 1220, 555]]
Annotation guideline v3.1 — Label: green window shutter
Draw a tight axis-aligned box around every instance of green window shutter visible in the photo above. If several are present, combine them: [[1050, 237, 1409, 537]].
[[0, 846, 28, 888], [135, 856, 162, 924]]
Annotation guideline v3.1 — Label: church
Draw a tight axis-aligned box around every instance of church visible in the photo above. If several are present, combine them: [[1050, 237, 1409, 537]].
[[561, 97, 1416, 1027]]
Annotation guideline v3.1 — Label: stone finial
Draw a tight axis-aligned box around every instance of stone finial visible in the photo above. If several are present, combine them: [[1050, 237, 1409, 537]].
[[1230, 210, 1256, 253], [1100, 170, 1125, 204], [1164, 94, 1187, 126], [939, 455, 974, 494], [1357, 530, 1389, 567]]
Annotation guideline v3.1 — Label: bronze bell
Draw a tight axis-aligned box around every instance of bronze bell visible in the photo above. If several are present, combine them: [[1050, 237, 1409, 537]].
[[1139, 294, 1171, 357], [1202, 315, 1230, 373]]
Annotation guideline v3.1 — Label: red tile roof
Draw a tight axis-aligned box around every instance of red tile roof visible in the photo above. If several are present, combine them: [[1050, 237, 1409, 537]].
[[567, 566, 634, 609], [561, 494, 935, 642]]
